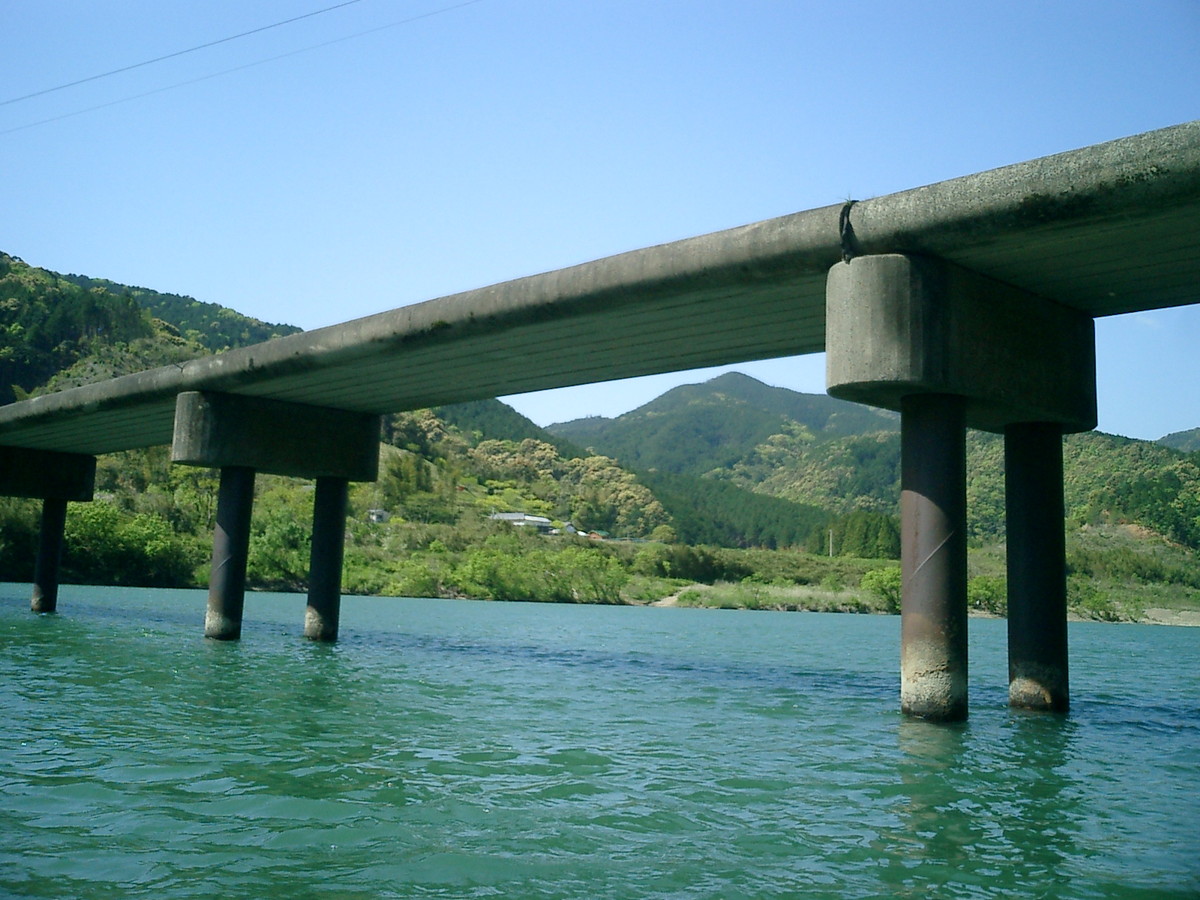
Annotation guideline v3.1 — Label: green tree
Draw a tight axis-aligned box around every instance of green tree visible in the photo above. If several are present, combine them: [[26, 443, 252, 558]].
[[63, 502, 201, 587], [555, 545, 629, 604], [860, 566, 901, 613], [968, 575, 1007, 615], [247, 505, 311, 591]]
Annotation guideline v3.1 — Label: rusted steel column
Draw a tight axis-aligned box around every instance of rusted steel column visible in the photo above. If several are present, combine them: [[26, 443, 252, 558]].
[[206, 466, 256, 640], [305, 476, 349, 642], [900, 393, 969, 721], [1005, 422, 1069, 712], [31, 497, 69, 613]]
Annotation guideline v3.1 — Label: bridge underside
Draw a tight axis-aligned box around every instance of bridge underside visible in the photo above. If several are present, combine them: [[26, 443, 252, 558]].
[[0, 121, 1197, 456]]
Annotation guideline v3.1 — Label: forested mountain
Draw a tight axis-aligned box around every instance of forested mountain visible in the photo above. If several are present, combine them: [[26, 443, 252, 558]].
[[1, 252, 156, 402], [1161, 427, 1200, 452], [552, 372, 897, 476], [550, 372, 1200, 550], [58, 268, 300, 351], [0, 251, 298, 402], [433, 398, 586, 460], [397, 399, 834, 549]]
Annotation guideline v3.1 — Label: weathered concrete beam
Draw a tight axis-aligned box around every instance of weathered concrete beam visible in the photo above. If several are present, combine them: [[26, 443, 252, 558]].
[[826, 254, 1096, 434], [172, 391, 380, 482], [0, 446, 96, 500]]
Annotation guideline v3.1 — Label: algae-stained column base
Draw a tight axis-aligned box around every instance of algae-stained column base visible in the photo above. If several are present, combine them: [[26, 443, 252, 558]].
[[31, 497, 69, 613], [305, 476, 349, 642], [1005, 422, 1069, 712], [900, 394, 969, 721], [206, 466, 256, 640]]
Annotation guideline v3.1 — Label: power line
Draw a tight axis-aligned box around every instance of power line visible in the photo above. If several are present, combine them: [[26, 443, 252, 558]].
[[0, 0, 365, 107], [0, 0, 486, 136]]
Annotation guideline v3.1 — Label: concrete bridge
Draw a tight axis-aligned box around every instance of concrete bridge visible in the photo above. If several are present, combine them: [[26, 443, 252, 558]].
[[3, 121, 1198, 720]]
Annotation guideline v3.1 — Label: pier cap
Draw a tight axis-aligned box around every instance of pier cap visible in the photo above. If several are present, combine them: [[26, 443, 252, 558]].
[[0, 446, 95, 501], [172, 392, 380, 481], [826, 254, 1097, 434]]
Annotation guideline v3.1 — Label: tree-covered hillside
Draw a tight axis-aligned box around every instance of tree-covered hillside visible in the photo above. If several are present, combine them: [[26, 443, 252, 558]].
[[735, 425, 1200, 550], [550, 371, 897, 476], [551, 372, 1200, 551], [1161, 427, 1200, 452], [0, 252, 157, 402], [638, 468, 830, 549], [58, 268, 300, 352], [385, 399, 832, 549], [434, 398, 585, 460], [0, 251, 298, 403]]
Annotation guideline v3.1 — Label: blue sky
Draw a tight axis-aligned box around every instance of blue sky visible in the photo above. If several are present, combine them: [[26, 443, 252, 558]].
[[2, 1, 1197, 439]]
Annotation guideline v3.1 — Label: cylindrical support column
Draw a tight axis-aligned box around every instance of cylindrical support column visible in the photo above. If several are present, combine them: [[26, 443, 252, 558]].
[[1005, 422, 1069, 712], [900, 393, 969, 721], [305, 476, 349, 642], [206, 466, 256, 640], [31, 497, 69, 613]]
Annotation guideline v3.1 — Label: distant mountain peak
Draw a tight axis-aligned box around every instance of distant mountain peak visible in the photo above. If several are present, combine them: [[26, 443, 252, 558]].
[[1159, 427, 1200, 452], [547, 369, 897, 478]]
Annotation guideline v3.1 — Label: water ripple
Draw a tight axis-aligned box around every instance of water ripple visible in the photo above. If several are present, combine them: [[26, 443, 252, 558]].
[[2, 589, 1197, 898]]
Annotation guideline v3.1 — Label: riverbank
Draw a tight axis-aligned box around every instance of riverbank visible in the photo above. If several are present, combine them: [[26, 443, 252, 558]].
[[645, 581, 1200, 626], [1140, 607, 1200, 627]]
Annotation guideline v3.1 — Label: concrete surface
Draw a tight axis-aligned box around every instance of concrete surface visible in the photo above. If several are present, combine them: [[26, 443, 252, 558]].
[[0, 121, 1193, 455]]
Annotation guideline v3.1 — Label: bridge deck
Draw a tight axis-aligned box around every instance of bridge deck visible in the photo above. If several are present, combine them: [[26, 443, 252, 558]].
[[1, 121, 1197, 456]]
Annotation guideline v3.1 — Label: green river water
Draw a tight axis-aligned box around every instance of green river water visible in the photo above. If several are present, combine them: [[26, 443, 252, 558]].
[[1, 585, 1197, 899]]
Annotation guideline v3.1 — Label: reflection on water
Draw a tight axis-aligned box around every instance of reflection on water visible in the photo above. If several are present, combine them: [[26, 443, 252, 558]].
[[2, 588, 1198, 899], [881, 715, 1084, 897]]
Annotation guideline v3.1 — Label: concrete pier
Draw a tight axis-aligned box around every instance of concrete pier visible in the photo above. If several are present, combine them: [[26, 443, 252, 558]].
[[305, 477, 350, 642], [205, 466, 256, 640], [31, 497, 69, 613], [1005, 422, 1070, 712], [172, 392, 380, 641], [900, 394, 969, 720], [826, 253, 1095, 718], [0, 446, 96, 613]]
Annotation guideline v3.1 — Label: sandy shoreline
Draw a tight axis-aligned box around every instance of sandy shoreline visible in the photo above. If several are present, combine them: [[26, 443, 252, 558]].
[[1139, 608, 1200, 627], [648, 589, 1200, 626]]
